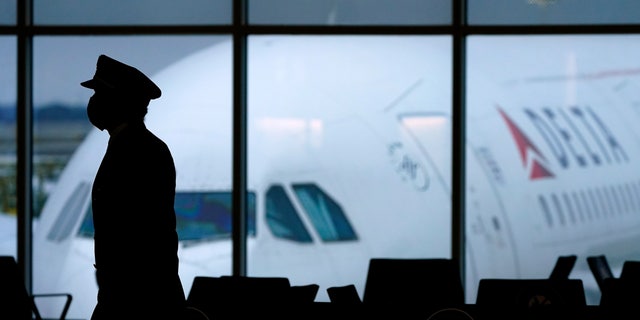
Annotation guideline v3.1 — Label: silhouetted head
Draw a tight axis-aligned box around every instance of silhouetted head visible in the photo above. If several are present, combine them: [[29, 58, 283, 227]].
[[81, 54, 161, 131], [81, 54, 161, 99]]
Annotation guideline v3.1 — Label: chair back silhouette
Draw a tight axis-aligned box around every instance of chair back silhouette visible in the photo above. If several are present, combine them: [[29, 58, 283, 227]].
[[620, 260, 640, 282], [549, 255, 577, 280], [598, 277, 637, 310], [1, 256, 33, 320], [0, 256, 72, 320], [586, 255, 614, 292], [187, 276, 292, 318], [289, 283, 320, 303], [598, 260, 640, 313], [327, 284, 362, 305], [362, 258, 464, 315], [476, 278, 587, 319], [476, 278, 586, 308]]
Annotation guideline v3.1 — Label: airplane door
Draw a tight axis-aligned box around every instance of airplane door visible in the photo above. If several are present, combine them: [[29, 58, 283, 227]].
[[464, 144, 519, 301], [398, 113, 519, 302]]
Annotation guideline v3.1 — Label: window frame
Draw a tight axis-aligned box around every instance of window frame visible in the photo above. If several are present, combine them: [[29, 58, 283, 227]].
[[5, 0, 640, 295]]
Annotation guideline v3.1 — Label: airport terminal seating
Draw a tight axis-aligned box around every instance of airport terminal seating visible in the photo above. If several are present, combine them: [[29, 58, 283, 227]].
[[549, 254, 578, 280], [597, 277, 638, 318], [587, 255, 615, 293], [620, 260, 640, 282], [183, 257, 640, 319], [475, 278, 588, 320], [289, 283, 320, 304], [595, 261, 640, 319], [181, 268, 640, 319], [0, 256, 73, 320], [186, 275, 321, 319], [361, 258, 465, 318], [327, 284, 362, 305], [194, 258, 466, 318]]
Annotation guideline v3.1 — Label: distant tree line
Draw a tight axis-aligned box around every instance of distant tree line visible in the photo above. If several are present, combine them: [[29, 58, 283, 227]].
[[0, 103, 86, 123]]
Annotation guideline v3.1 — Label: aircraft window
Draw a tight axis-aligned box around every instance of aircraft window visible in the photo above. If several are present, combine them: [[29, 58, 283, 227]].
[[580, 190, 594, 220], [538, 195, 553, 228], [627, 183, 638, 212], [620, 185, 631, 213], [47, 181, 90, 242], [536, 183, 640, 230], [78, 191, 256, 242], [550, 194, 566, 226], [77, 205, 93, 238], [613, 185, 625, 214], [594, 189, 604, 218], [266, 185, 312, 243], [562, 193, 576, 224], [292, 183, 357, 242], [174, 192, 256, 242], [632, 182, 640, 213], [571, 193, 585, 223]]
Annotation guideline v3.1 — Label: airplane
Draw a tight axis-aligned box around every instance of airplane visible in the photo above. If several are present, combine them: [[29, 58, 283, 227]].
[[0, 213, 16, 256], [27, 35, 640, 319]]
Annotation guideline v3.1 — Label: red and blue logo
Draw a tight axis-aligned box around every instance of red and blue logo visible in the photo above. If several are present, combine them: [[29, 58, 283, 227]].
[[498, 107, 554, 180], [498, 105, 628, 181]]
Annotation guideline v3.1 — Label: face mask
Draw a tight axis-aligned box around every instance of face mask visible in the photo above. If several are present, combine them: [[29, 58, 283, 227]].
[[86, 94, 121, 131]]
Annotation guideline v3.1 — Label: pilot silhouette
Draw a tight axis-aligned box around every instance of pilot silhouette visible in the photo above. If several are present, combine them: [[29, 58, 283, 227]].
[[81, 54, 187, 320]]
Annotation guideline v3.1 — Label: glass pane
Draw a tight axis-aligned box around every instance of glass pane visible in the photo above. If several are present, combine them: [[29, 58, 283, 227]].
[[31, 35, 231, 320], [174, 192, 256, 241], [79, 191, 257, 241], [0, 36, 16, 257], [292, 183, 358, 242], [34, 0, 231, 25], [466, 35, 640, 305], [266, 185, 313, 243], [248, 35, 452, 302], [0, 0, 15, 25], [249, 0, 450, 25], [469, 0, 640, 25]]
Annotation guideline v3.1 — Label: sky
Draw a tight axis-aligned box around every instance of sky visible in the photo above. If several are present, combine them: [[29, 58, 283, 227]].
[[0, 36, 223, 106], [33, 36, 223, 107]]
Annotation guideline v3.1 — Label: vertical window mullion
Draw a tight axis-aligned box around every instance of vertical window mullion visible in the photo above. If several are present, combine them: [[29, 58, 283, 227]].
[[452, 0, 467, 290], [232, 0, 249, 277], [16, 0, 34, 294]]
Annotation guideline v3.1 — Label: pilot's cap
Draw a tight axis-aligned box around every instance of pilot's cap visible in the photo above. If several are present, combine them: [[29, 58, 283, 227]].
[[81, 54, 161, 100]]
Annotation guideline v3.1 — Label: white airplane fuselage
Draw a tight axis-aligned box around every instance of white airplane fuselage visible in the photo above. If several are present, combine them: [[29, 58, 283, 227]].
[[30, 36, 640, 319]]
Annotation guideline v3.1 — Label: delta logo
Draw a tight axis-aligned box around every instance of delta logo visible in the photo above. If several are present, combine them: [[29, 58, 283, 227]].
[[497, 106, 628, 181]]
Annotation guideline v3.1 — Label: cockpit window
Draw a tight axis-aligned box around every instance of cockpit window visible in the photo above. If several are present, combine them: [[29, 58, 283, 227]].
[[48, 181, 91, 242], [266, 185, 312, 243], [175, 192, 256, 242], [77, 205, 94, 238], [77, 191, 256, 243], [292, 183, 357, 242]]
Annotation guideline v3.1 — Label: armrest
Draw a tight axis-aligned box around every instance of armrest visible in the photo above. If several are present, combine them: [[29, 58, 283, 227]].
[[31, 293, 73, 320]]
